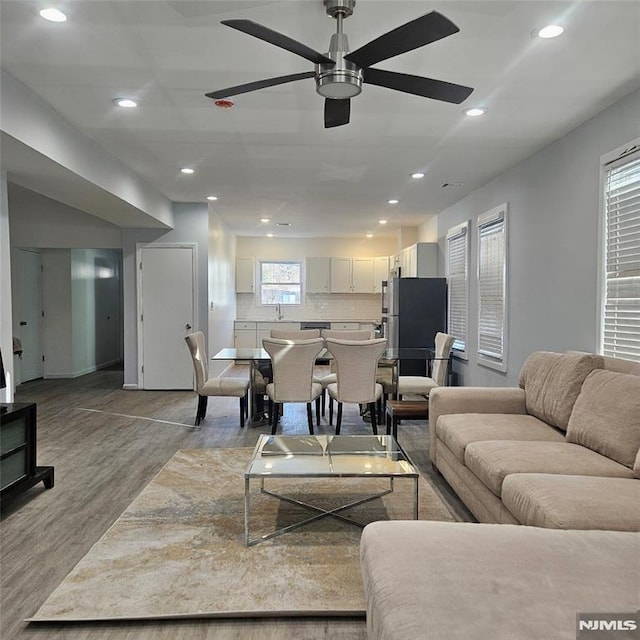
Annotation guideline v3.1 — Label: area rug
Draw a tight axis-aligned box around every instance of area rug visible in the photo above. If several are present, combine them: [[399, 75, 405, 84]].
[[30, 447, 455, 622]]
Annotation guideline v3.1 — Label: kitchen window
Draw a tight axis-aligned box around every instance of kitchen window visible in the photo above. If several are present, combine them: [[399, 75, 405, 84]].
[[259, 261, 302, 305], [477, 204, 508, 372], [446, 221, 469, 358], [600, 145, 640, 362]]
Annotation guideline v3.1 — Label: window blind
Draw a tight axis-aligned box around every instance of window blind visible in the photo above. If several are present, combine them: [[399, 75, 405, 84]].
[[446, 222, 469, 355], [602, 152, 640, 362], [477, 205, 507, 370]]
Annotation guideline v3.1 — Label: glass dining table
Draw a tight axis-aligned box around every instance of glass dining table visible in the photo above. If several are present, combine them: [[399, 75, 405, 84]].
[[211, 346, 439, 424]]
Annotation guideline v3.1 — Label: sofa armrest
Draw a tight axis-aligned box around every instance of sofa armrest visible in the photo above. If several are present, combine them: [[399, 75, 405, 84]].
[[429, 387, 527, 466]]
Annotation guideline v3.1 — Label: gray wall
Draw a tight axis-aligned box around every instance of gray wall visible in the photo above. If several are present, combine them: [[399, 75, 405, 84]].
[[436, 88, 640, 387], [122, 202, 209, 387]]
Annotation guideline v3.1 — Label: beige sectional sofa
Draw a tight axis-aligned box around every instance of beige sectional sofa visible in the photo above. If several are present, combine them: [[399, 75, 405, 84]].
[[429, 351, 640, 530], [359, 352, 640, 640]]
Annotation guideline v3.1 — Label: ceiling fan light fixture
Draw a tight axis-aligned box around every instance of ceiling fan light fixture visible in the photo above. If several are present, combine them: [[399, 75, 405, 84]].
[[316, 68, 363, 98]]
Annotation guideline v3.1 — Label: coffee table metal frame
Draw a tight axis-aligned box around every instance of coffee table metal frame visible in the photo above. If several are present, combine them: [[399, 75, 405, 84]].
[[244, 434, 419, 546]]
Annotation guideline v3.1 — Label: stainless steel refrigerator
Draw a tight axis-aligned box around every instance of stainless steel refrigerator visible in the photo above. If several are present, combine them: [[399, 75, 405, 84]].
[[381, 277, 447, 375]]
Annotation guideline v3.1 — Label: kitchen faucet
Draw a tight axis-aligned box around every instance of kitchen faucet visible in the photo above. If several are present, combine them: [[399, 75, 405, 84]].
[[275, 303, 283, 320]]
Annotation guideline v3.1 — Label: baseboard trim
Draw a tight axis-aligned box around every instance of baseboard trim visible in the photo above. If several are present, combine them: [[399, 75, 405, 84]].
[[122, 384, 138, 390]]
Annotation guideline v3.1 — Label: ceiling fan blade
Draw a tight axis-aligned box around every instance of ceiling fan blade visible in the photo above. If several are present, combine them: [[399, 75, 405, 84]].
[[221, 19, 335, 65], [324, 98, 351, 128], [363, 68, 473, 104], [205, 71, 315, 99], [345, 11, 460, 69]]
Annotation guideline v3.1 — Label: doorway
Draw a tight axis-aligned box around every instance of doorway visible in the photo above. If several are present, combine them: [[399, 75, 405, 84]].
[[137, 244, 196, 389]]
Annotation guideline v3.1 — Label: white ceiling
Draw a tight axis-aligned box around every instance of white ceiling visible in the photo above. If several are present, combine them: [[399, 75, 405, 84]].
[[1, 0, 639, 238]]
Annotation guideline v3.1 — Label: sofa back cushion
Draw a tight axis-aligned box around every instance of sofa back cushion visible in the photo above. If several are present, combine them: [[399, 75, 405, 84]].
[[566, 369, 640, 469], [518, 351, 604, 431]]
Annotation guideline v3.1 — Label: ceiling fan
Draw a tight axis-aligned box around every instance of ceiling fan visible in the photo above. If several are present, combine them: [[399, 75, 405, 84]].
[[205, 0, 474, 128]]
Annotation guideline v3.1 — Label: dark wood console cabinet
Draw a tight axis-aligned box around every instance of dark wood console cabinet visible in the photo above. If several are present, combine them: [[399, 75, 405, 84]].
[[1, 403, 54, 507]]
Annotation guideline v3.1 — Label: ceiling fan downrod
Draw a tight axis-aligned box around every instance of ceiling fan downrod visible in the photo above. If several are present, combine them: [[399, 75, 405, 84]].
[[317, 0, 362, 99]]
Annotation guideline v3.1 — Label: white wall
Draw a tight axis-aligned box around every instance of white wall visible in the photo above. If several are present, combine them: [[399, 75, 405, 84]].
[[122, 203, 209, 387], [436, 88, 640, 387], [208, 208, 237, 377], [236, 236, 397, 259], [9, 183, 122, 248], [0, 172, 14, 401]]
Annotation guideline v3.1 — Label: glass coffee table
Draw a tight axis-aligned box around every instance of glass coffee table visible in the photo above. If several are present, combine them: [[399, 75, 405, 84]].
[[244, 434, 419, 546]]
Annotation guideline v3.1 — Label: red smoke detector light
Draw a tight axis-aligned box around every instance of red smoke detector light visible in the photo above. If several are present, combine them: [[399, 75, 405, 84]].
[[214, 99, 234, 109]]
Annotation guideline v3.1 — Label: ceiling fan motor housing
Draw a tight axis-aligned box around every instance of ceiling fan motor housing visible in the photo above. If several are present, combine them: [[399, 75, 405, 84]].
[[324, 0, 355, 19], [316, 31, 362, 99]]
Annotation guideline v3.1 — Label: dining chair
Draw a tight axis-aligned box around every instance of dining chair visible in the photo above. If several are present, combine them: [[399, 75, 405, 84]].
[[184, 331, 250, 426], [315, 329, 374, 416], [324, 337, 387, 435], [262, 337, 325, 434], [270, 328, 321, 339], [396, 332, 455, 400]]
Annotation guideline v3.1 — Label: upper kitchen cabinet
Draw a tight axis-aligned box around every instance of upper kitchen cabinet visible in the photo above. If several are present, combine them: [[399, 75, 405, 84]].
[[330, 258, 374, 293], [235, 257, 255, 293], [306, 257, 331, 293], [398, 243, 438, 278], [373, 256, 389, 293]]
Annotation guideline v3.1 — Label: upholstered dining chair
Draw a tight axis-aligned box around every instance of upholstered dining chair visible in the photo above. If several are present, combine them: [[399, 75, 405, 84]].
[[314, 329, 374, 416], [262, 337, 324, 435], [324, 337, 387, 435], [270, 328, 321, 339], [397, 332, 455, 400], [184, 331, 250, 427]]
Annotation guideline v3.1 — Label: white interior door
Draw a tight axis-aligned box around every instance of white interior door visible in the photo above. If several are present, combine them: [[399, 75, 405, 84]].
[[139, 245, 196, 389], [11, 249, 43, 383]]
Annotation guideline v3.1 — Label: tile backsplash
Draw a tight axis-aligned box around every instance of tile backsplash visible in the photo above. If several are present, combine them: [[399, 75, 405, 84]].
[[236, 293, 382, 321]]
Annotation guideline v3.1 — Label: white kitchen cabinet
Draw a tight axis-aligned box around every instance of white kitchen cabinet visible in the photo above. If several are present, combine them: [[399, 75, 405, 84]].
[[330, 257, 374, 293], [331, 322, 360, 330], [234, 321, 257, 348], [399, 243, 438, 277], [373, 256, 389, 293], [306, 257, 331, 293], [235, 257, 255, 293]]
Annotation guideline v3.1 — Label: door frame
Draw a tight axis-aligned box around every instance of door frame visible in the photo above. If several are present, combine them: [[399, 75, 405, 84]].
[[136, 242, 198, 389]]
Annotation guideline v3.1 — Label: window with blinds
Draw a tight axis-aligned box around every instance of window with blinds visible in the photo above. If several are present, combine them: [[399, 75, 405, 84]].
[[446, 221, 469, 357], [602, 149, 640, 362], [477, 204, 508, 372]]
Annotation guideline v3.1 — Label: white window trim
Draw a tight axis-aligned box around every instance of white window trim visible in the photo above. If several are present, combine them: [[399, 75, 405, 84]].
[[598, 138, 640, 362], [258, 259, 304, 306], [446, 220, 470, 360], [476, 203, 508, 372]]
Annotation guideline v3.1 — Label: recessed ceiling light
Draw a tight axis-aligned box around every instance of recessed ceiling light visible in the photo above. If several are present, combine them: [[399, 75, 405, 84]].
[[260, 217, 270, 223], [537, 24, 564, 39], [180, 167, 194, 174], [411, 172, 425, 179], [266, 233, 274, 238], [206, 195, 218, 201], [463, 107, 486, 117], [39, 8, 67, 22], [379, 219, 388, 225], [388, 199, 399, 205], [114, 98, 137, 108], [276, 222, 291, 227], [366, 233, 374, 238]]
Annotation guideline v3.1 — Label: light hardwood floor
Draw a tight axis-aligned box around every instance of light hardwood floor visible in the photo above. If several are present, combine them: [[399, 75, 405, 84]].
[[1, 366, 471, 639]]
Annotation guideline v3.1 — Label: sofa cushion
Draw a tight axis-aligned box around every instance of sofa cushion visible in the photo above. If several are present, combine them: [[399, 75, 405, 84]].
[[518, 351, 604, 431], [464, 441, 634, 497], [566, 369, 640, 469], [436, 413, 565, 463], [502, 473, 640, 531], [360, 521, 639, 640]]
